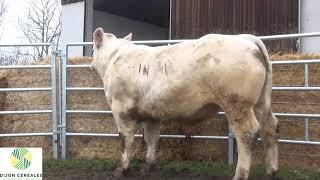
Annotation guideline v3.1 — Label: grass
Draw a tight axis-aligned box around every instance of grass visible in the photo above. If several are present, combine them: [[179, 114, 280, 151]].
[[43, 158, 320, 180]]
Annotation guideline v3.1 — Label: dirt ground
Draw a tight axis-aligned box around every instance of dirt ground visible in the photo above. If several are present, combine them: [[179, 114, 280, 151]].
[[45, 170, 233, 180], [43, 159, 313, 180], [44, 169, 284, 180]]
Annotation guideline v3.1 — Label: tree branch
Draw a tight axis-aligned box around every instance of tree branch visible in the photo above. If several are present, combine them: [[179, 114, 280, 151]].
[[18, 0, 61, 61]]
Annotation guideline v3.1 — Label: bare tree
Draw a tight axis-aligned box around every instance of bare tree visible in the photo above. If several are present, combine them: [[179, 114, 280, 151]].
[[0, 0, 7, 29], [19, 0, 61, 60]]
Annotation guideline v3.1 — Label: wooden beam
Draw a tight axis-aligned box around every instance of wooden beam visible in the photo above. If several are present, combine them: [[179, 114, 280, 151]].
[[61, 0, 84, 5], [84, 0, 93, 56]]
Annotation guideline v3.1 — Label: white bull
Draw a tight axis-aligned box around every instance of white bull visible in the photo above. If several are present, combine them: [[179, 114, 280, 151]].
[[91, 28, 279, 180]]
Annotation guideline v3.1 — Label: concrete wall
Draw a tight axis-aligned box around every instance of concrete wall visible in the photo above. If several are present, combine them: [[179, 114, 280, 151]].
[[61, 1, 85, 56], [301, 0, 320, 53], [93, 10, 168, 41]]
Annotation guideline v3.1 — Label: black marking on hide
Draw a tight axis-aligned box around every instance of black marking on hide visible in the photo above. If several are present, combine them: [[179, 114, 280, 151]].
[[164, 63, 168, 77], [143, 65, 149, 76], [214, 57, 221, 64]]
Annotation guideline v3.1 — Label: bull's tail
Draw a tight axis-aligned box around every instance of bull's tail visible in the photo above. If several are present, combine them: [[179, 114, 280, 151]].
[[239, 34, 272, 113], [239, 34, 279, 175]]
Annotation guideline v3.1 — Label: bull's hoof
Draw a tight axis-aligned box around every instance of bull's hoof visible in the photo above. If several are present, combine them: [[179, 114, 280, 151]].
[[232, 176, 247, 180], [113, 167, 124, 177], [264, 170, 281, 180], [233, 168, 249, 180], [266, 169, 280, 179]]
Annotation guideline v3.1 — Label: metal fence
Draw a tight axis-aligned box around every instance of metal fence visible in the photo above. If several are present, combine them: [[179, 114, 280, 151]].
[[1, 32, 320, 163], [0, 43, 59, 159]]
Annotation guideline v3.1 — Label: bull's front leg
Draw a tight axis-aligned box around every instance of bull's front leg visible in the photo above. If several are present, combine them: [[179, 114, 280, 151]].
[[141, 120, 160, 176], [112, 111, 137, 177]]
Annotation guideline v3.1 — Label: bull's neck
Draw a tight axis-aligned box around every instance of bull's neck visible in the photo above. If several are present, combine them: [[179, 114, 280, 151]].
[[97, 41, 130, 80]]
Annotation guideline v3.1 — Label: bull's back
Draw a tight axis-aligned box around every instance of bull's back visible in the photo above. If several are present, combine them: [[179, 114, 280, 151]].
[[152, 35, 265, 96]]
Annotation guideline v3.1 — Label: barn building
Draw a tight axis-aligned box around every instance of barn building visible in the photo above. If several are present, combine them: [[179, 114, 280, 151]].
[[60, 0, 320, 56]]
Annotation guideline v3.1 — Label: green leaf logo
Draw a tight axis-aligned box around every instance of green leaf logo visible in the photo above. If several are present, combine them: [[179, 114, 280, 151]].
[[9, 148, 32, 170]]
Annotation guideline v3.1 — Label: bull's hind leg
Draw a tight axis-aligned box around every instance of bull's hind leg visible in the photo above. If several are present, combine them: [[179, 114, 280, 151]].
[[226, 107, 259, 180], [112, 112, 137, 177], [140, 120, 160, 176], [255, 106, 279, 177]]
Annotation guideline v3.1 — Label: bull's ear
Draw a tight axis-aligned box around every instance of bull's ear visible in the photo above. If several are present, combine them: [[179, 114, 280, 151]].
[[123, 33, 132, 41], [93, 28, 104, 48]]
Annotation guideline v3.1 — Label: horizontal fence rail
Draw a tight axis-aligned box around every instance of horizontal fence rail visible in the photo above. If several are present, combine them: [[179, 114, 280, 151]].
[[65, 32, 320, 46], [65, 133, 320, 145], [0, 43, 51, 47], [0, 87, 52, 92], [65, 86, 320, 91], [66, 132, 229, 140], [66, 87, 104, 91], [0, 132, 53, 137], [0, 110, 52, 115], [0, 65, 51, 69]]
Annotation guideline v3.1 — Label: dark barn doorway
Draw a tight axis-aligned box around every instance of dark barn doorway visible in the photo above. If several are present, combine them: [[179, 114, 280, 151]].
[[93, 0, 170, 40]]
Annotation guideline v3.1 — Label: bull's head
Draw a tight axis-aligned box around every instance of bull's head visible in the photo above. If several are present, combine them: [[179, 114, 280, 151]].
[[91, 27, 132, 74]]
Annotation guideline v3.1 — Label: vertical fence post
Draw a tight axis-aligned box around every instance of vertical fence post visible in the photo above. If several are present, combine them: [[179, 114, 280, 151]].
[[228, 128, 234, 165], [50, 43, 58, 159], [304, 64, 309, 141], [57, 48, 63, 157], [169, 0, 172, 40], [61, 45, 68, 159]]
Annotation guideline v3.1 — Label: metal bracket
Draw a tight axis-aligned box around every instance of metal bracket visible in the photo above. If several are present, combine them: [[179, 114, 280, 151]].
[[57, 124, 66, 128]]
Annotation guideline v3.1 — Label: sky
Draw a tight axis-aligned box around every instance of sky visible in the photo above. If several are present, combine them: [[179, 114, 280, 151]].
[[1, 0, 28, 43]]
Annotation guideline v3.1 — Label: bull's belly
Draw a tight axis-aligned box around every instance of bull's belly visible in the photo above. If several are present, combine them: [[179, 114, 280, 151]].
[[138, 100, 221, 122]]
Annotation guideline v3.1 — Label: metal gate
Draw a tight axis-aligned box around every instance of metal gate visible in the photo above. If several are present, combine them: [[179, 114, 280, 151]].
[[1, 32, 320, 163], [0, 43, 59, 159]]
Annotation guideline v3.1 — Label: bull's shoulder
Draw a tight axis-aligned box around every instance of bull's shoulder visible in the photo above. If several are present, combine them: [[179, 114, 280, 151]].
[[115, 45, 153, 62]]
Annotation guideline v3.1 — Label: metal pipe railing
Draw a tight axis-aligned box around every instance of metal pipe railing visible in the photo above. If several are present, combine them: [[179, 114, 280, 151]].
[[51, 43, 59, 159], [0, 132, 53, 137], [0, 110, 52, 115], [65, 32, 320, 46], [304, 64, 310, 141], [66, 110, 112, 114], [271, 59, 320, 64], [65, 86, 320, 91], [66, 87, 104, 91], [0, 43, 51, 47], [0, 87, 52, 92], [0, 65, 51, 69], [66, 132, 229, 140], [65, 133, 320, 145]]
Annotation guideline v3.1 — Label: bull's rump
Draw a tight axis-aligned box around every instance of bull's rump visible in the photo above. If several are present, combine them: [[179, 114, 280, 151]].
[[112, 34, 267, 121]]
